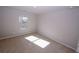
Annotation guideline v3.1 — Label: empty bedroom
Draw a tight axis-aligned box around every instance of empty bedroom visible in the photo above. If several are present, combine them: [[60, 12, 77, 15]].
[[0, 6, 79, 53]]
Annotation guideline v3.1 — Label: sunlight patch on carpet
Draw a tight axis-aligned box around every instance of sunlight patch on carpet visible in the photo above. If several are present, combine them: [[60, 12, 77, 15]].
[[25, 35, 50, 48]]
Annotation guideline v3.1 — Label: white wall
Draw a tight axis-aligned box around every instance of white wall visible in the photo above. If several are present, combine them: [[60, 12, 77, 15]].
[[0, 9, 1, 35], [37, 8, 79, 50], [0, 7, 3, 36], [0, 6, 79, 51], [0, 7, 36, 38]]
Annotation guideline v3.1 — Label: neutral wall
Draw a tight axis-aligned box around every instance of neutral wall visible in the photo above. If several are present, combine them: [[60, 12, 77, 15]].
[[0, 7, 36, 38], [0, 8, 3, 36], [37, 8, 79, 50], [0, 9, 1, 35]]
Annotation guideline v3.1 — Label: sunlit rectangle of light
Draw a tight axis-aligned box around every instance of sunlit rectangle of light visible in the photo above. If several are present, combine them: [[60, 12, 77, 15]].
[[25, 36, 39, 42], [33, 39, 50, 48]]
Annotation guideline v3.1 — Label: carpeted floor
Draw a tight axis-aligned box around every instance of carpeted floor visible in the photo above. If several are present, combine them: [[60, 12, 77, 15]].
[[0, 33, 75, 53]]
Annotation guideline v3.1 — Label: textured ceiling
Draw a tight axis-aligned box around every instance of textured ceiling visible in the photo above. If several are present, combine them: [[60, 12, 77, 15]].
[[9, 6, 77, 14]]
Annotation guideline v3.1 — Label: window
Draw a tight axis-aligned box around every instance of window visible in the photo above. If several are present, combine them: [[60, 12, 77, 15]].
[[25, 35, 50, 48], [19, 16, 28, 30]]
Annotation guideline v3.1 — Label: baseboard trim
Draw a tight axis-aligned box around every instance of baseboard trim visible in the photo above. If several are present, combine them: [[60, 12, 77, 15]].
[[38, 32, 76, 51], [0, 32, 35, 40], [51, 38, 76, 51]]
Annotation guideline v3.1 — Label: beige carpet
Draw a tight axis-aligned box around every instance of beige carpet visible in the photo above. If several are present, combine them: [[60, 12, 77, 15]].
[[0, 33, 75, 53]]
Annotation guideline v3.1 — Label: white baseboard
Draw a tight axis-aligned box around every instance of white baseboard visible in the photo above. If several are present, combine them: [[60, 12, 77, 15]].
[[0, 33, 24, 40], [38, 32, 76, 51], [0, 32, 35, 40], [51, 38, 76, 51]]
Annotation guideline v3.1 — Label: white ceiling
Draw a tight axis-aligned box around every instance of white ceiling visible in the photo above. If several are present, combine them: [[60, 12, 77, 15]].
[[10, 6, 75, 14]]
